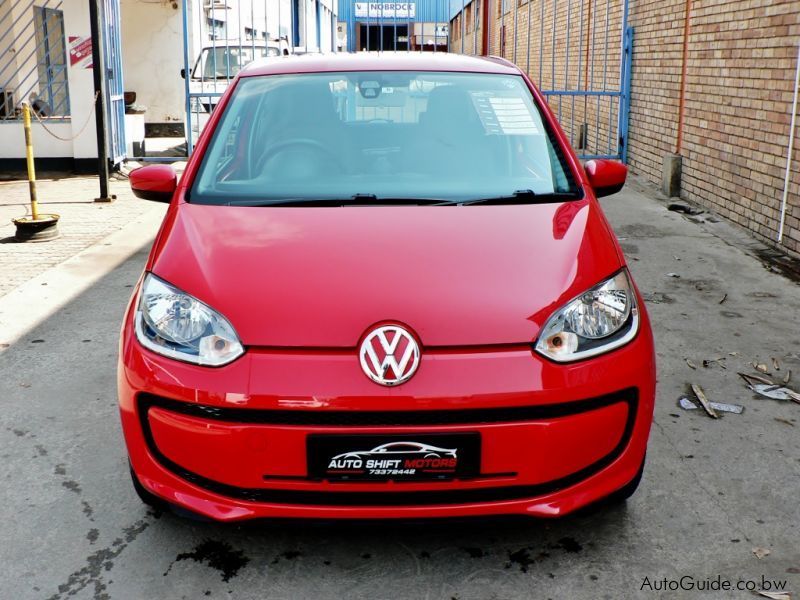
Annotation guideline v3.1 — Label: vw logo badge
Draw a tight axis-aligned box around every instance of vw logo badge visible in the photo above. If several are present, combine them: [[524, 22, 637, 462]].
[[359, 325, 420, 386]]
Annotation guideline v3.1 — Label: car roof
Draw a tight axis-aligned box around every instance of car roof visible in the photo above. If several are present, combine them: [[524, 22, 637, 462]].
[[240, 51, 521, 77]]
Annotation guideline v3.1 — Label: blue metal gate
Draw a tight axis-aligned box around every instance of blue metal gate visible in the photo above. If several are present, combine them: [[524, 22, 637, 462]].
[[102, 0, 126, 163], [536, 0, 633, 162], [180, 0, 340, 155]]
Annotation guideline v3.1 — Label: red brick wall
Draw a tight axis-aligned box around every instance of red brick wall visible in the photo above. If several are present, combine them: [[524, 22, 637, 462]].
[[677, 0, 799, 252], [451, 0, 800, 254]]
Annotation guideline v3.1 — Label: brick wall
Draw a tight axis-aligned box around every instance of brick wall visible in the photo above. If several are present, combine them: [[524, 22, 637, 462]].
[[450, 0, 800, 254], [676, 0, 799, 253]]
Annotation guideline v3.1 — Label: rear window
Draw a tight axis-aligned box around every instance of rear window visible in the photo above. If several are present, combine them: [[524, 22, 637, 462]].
[[190, 71, 577, 204]]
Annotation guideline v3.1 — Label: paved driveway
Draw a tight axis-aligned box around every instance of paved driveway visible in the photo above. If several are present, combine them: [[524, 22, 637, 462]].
[[1, 180, 798, 599]]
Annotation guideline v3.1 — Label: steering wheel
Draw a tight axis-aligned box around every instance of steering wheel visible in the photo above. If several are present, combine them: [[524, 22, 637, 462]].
[[257, 138, 344, 176]]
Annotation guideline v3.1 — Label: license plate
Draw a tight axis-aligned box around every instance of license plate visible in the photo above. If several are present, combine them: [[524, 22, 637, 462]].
[[307, 433, 481, 481]]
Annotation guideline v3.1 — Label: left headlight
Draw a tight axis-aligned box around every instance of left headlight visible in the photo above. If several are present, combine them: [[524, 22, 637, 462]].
[[534, 269, 639, 362], [134, 273, 244, 366]]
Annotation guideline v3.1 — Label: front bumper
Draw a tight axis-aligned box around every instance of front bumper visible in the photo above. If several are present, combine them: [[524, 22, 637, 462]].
[[118, 313, 655, 521]]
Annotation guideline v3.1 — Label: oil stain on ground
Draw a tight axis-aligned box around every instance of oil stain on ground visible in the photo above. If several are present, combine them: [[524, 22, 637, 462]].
[[555, 537, 583, 553], [165, 539, 250, 583], [270, 549, 302, 565], [505, 537, 583, 572]]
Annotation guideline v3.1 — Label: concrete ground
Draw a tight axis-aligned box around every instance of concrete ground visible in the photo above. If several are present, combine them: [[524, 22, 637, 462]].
[[0, 176, 798, 600], [0, 173, 168, 297]]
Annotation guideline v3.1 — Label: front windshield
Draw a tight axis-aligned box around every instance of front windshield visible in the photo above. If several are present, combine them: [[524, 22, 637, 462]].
[[190, 71, 578, 204], [192, 46, 280, 80]]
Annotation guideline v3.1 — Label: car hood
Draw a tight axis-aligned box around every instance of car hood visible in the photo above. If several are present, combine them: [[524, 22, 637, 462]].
[[149, 201, 623, 347]]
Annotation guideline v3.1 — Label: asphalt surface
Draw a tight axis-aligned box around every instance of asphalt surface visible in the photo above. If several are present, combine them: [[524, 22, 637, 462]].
[[1, 179, 799, 600]]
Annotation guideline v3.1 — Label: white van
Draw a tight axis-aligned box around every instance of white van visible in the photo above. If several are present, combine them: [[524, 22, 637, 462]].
[[186, 39, 290, 112]]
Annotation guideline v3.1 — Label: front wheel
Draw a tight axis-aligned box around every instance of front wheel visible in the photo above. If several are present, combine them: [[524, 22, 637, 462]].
[[129, 463, 212, 521], [129, 464, 169, 510], [605, 453, 646, 505]]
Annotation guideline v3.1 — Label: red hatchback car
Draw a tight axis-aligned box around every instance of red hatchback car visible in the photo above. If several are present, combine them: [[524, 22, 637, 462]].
[[120, 53, 655, 521]]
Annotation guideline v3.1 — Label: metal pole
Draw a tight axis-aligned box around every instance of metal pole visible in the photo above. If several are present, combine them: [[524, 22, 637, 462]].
[[511, 0, 516, 63], [778, 42, 800, 244], [565, 0, 572, 125], [12, 100, 59, 241], [525, 0, 530, 72], [433, 0, 437, 53], [538, 0, 543, 85], [481, 0, 490, 55], [21, 103, 38, 220], [461, 0, 465, 54], [181, 0, 191, 153], [550, 0, 555, 90], [407, 1, 411, 51], [576, 0, 583, 147], [603, 0, 611, 153], [88, 0, 110, 201], [590, 0, 596, 153], [473, 0, 478, 54]]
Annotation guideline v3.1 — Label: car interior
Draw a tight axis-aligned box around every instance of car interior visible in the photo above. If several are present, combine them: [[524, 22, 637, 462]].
[[193, 72, 575, 202]]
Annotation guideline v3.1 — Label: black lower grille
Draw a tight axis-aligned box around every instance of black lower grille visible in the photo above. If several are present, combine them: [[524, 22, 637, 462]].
[[137, 389, 635, 427], [137, 389, 638, 507]]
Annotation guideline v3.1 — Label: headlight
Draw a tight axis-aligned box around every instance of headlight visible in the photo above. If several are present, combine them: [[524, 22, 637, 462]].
[[134, 273, 244, 366], [534, 270, 639, 362]]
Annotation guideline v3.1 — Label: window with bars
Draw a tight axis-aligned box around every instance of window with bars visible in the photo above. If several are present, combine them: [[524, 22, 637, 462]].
[[32, 7, 69, 117], [207, 17, 225, 40]]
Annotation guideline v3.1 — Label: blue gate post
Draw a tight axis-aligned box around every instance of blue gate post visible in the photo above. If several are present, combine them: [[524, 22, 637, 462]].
[[181, 0, 192, 154], [102, 0, 126, 163], [618, 26, 634, 163]]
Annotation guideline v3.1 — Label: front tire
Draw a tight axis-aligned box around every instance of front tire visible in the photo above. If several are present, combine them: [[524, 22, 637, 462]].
[[129, 463, 212, 521], [129, 464, 168, 510], [605, 453, 646, 505]]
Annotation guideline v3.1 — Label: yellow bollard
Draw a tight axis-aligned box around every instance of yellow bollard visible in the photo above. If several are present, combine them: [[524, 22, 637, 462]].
[[12, 102, 59, 242], [22, 102, 39, 221]]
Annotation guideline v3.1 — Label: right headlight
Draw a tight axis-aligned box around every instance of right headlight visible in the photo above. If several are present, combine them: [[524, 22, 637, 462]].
[[134, 273, 244, 366], [534, 269, 639, 362]]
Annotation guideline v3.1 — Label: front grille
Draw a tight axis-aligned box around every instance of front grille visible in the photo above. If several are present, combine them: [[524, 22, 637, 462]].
[[138, 389, 636, 427], [136, 389, 638, 506]]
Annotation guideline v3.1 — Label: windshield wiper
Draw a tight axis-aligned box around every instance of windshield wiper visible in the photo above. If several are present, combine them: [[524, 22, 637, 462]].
[[454, 190, 582, 206], [228, 194, 455, 207], [226, 191, 580, 207]]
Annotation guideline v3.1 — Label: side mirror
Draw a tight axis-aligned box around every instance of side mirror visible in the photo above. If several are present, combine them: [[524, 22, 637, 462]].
[[129, 164, 177, 203], [180, 68, 186, 79], [585, 159, 627, 198]]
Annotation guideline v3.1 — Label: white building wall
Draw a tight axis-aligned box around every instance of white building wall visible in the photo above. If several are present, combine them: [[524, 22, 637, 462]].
[[61, 0, 97, 159], [120, 0, 184, 124], [0, 0, 97, 160], [0, 0, 340, 162]]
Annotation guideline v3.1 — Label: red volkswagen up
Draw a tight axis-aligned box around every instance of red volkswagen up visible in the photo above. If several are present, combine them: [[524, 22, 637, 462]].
[[120, 53, 655, 521]]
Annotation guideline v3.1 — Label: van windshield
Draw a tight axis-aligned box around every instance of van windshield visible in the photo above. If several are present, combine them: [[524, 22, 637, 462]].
[[192, 46, 280, 80], [190, 71, 579, 205]]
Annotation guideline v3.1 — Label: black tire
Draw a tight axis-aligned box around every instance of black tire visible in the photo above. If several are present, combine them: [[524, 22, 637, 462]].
[[573, 454, 646, 517], [605, 453, 646, 505], [129, 465, 169, 510], [129, 464, 212, 521]]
